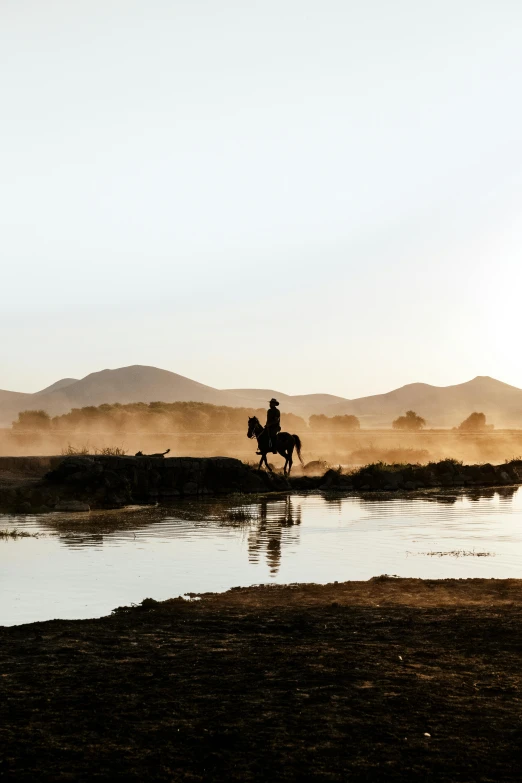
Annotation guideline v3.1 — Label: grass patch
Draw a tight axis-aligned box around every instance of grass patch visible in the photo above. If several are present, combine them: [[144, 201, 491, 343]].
[[417, 549, 495, 558], [0, 528, 41, 539], [223, 507, 259, 525], [427, 458, 463, 470], [61, 444, 90, 456], [61, 445, 127, 456], [361, 461, 414, 472]]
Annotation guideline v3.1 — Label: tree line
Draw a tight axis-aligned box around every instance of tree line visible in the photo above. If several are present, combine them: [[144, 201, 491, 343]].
[[10, 403, 493, 433], [392, 410, 493, 431], [11, 402, 306, 434]]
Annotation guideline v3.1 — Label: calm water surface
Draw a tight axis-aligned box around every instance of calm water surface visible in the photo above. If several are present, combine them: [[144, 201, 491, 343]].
[[1, 488, 522, 626]]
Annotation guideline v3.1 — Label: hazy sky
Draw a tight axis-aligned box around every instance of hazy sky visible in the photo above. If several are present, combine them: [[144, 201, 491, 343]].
[[2, 0, 522, 398]]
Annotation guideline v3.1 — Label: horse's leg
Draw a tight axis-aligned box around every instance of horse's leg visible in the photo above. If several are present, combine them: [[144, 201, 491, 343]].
[[277, 440, 288, 475], [285, 445, 294, 476], [258, 454, 264, 471], [263, 453, 273, 473]]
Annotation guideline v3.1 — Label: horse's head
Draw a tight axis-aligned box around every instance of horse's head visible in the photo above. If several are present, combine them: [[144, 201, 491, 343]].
[[247, 416, 260, 439]]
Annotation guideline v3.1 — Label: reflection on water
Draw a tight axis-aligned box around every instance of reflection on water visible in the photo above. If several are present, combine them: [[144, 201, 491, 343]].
[[248, 497, 301, 575], [1, 487, 522, 626]]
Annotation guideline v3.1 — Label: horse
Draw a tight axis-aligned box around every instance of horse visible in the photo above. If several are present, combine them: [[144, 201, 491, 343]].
[[247, 416, 303, 476]]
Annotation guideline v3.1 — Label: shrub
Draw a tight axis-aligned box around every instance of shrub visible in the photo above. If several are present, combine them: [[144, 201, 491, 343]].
[[392, 410, 426, 431], [61, 444, 90, 455], [12, 410, 51, 431], [458, 412, 488, 431]]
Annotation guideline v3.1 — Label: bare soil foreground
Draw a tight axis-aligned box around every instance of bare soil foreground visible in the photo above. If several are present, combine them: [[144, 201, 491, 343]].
[[2, 579, 522, 782]]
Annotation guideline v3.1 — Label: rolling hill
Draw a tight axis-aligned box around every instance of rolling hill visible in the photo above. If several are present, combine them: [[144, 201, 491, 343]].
[[327, 376, 522, 428], [1, 366, 522, 428], [0, 367, 258, 425], [223, 389, 349, 417]]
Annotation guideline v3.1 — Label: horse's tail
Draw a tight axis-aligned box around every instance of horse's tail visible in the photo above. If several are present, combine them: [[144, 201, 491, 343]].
[[293, 434, 304, 465]]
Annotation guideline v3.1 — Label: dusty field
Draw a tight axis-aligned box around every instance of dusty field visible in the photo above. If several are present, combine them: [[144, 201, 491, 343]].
[[4, 428, 522, 466], [1, 579, 522, 782]]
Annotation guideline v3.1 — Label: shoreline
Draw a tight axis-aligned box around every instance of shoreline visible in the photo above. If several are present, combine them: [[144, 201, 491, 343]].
[[6, 574, 522, 628], [2, 578, 522, 781], [1, 454, 522, 513]]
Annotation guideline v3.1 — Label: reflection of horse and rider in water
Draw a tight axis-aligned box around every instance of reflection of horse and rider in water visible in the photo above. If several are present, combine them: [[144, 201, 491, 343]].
[[247, 398, 304, 476], [247, 496, 301, 575]]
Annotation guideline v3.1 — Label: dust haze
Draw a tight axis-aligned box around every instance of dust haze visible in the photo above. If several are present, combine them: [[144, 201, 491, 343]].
[[2, 401, 522, 468]]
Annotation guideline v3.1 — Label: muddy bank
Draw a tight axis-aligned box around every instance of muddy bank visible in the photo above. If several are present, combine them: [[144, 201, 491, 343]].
[[303, 457, 522, 493], [0, 455, 282, 512], [1, 455, 522, 512], [1, 578, 522, 781]]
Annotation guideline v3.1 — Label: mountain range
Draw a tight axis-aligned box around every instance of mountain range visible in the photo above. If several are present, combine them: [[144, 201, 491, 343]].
[[1, 365, 522, 428]]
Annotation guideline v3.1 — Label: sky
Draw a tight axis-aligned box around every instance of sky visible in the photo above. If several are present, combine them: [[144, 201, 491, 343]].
[[1, 0, 522, 399]]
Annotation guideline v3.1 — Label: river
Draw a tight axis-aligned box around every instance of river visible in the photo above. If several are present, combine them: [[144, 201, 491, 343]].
[[1, 487, 521, 626]]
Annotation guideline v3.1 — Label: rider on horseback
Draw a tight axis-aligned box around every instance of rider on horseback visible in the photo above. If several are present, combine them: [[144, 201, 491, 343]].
[[257, 398, 281, 455], [248, 407, 303, 476]]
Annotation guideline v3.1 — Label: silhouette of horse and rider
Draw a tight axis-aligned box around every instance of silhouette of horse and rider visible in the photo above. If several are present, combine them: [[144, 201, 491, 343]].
[[247, 398, 303, 476]]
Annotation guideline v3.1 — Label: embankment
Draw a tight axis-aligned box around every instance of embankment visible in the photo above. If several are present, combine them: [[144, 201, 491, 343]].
[[2, 578, 522, 781], [0, 455, 280, 512], [1, 455, 522, 512]]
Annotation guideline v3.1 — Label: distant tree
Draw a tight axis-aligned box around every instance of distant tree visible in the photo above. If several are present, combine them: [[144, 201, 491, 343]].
[[458, 412, 488, 431], [281, 412, 309, 432], [15, 402, 309, 435], [12, 409, 51, 431], [392, 410, 426, 431], [309, 414, 360, 431]]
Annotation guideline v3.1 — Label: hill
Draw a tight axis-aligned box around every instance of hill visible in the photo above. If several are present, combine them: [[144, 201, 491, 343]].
[[0, 367, 262, 426], [327, 376, 522, 427], [35, 378, 79, 395], [43, 366, 256, 410], [224, 389, 349, 417], [2, 367, 522, 428]]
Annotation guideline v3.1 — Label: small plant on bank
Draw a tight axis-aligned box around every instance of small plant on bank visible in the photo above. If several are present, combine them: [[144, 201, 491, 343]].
[[60, 444, 127, 456], [427, 457, 463, 470], [0, 528, 40, 539], [362, 461, 411, 472], [61, 444, 90, 456]]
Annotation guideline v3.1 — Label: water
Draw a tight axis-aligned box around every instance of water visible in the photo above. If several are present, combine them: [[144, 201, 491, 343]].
[[1, 487, 522, 626]]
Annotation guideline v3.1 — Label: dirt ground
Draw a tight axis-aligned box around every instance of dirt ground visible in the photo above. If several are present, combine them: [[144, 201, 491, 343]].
[[2, 578, 522, 782]]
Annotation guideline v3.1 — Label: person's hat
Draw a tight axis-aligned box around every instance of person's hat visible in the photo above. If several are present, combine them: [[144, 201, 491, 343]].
[[269, 398, 280, 406]]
